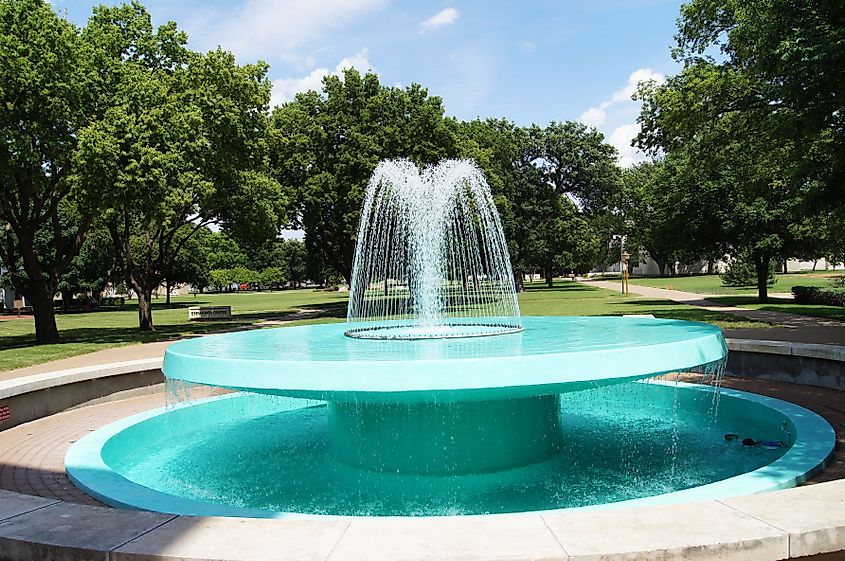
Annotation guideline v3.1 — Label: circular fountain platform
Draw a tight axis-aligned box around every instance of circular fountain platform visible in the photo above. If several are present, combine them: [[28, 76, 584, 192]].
[[163, 316, 727, 403], [161, 316, 727, 474]]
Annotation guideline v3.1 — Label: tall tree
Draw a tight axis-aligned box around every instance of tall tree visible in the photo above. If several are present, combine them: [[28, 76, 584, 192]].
[[0, 0, 97, 342], [453, 118, 543, 291], [637, 62, 804, 301], [271, 70, 457, 283], [675, 0, 845, 211], [76, 3, 285, 330], [539, 121, 620, 214]]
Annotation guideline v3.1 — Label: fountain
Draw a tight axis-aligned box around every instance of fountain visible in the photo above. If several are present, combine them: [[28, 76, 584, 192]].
[[346, 159, 522, 340], [66, 159, 833, 518]]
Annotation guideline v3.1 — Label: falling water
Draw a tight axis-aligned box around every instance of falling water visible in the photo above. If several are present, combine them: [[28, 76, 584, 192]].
[[346, 159, 522, 339]]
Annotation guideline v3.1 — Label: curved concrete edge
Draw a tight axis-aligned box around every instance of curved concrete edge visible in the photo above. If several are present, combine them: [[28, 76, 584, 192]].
[[1, 482, 845, 560], [726, 338, 845, 362], [0, 358, 162, 400]]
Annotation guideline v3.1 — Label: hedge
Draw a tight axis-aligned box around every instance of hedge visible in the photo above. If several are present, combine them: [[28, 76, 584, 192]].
[[791, 286, 845, 307]]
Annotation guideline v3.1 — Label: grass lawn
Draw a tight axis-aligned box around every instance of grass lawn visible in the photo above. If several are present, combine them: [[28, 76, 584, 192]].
[[706, 296, 845, 322], [0, 281, 768, 372], [0, 290, 348, 372], [625, 270, 845, 295]]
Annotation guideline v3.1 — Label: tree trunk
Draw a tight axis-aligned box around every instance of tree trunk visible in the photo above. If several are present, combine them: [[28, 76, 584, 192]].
[[30, 280, 60, 344], [812, 259, 818, 271], [755, 254, 770, 304], [512, 269, 524, 293], [61, 289, 74, 312], [706, 259, 714, 275], [165, 279, 172, 308], [545, 269, 553, 288], [655, 258, 667, 278], [137, 288, 154, 331]]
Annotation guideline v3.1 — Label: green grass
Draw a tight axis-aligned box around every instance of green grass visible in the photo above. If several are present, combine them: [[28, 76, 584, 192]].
[[0, 282, 769, 372], [707, 296, 845, 322], [0, 290, 348, 372], [626, 270, 845, 295], [518, 281, 768, 329]]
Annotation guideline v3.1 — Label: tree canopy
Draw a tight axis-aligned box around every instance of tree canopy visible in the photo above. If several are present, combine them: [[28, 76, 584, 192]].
[[271, 69, 457, 283]]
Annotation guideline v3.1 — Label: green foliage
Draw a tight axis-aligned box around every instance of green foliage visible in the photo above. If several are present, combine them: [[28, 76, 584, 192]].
[[721, 254, 776, 287], [792, 286, 845, 307], [271, 69, 457, 282], [208, 269, 232, 291], [0, 0, 98, 342], [58, 223, 116, 298], [635, 34, 806, 302], [230, 267, 258, 286], [674, 0, 845, 212], [454, 118, 617, 287], [258, 267, 287, 289], [638, 0, 845, 301], [74, 3, 285, 329]]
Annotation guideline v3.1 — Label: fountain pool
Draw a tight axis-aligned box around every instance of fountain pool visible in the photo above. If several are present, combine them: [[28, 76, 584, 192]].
[[65, 159, 834, 518]]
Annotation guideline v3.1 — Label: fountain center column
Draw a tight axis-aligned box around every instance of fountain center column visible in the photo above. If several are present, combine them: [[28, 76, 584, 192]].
[[327, 395, 562, 475]]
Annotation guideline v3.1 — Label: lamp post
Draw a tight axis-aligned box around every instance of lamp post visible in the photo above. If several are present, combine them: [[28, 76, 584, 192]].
[[621, 252, 631, 294]]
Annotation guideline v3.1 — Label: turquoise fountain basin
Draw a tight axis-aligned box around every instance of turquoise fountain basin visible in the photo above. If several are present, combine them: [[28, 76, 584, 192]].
[[63, 316, 833, 516], [65, 381, 834, 517]]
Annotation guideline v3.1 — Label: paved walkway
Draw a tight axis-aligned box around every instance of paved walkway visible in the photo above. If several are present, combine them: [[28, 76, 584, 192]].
[[582, 279, 845, 346]]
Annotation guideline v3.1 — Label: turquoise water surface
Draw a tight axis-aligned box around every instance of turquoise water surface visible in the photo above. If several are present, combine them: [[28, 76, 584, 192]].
[[100, 381, 790, 516]]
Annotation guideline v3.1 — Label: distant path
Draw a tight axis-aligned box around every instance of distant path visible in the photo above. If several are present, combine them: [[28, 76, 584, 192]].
[[580, 279, 845, 346], [0, 308, 325, 381]]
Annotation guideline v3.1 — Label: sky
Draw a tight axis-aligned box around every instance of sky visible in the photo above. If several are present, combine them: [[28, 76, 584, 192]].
[[55, 0, 684, 167]]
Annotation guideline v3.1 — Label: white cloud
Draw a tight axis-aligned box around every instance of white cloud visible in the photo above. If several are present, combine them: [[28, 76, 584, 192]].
[[609, 123, 642, 168], [578, 68, 665, 167], [580, 107, 606, 128], [270, 48, 374, 107], [189, 0, 386, 63], [518, 40, 536, 54], [418, 8, 459, 32]]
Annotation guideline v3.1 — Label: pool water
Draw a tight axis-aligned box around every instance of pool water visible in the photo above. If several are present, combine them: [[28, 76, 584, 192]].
[[101, 381, 789, 516]]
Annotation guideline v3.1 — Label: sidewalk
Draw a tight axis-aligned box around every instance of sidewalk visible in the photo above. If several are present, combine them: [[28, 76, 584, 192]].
[[582, 279, 845, 346]]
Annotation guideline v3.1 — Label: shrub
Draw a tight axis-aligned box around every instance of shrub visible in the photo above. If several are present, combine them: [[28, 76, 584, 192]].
[[721, 254, 776, 287], [792, 286, 845, 307]]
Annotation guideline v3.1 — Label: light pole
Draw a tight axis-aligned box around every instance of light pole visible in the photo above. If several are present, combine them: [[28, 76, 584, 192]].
[[619, 234, 627, 294], [622, 252, 631, 294]]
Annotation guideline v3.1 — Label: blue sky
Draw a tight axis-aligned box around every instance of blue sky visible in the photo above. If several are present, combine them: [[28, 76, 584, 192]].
[[56, 0, 684, 166]]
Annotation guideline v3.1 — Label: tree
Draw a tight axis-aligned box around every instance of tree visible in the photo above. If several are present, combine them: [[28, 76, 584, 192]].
[[539, 121, 620, 214], [258, 267, 287, 290], [271, 69, 457, 283], [230, 266, 258, 288], [620, 160, 726, 276], [282, 239, 308, 287], [0, 0, 98, 342], [675, 0, 845, 212], [57, 222, 116, 308], [209, 269, 233, 292], [636, 56, 805, 302], [456, 119, 619, 287], [638, 0, 844, 302], [453, 118, 543, 291], [76, 3, 285, 330]]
